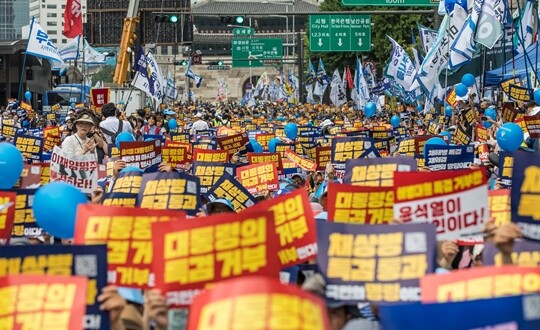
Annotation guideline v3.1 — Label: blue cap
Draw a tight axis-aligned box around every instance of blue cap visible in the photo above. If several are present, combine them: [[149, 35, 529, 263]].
[[206, 198, 235, 213]]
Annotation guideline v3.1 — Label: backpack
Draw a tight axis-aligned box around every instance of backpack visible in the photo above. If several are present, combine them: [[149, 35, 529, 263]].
[[100, 120, 124, 144]]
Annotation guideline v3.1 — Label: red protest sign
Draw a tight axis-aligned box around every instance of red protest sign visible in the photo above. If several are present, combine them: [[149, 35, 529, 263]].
[[0, 274, 87, 330], [316, 146, 332, 171], [162, 144, 192, 170], [151, 210, 280, 306], [193, 148, 229, 163], [90, 87, 110, 108], [248, 152, 282, 170], [285, 148, 317, 172], [327, 182, 393, 224], [524, 115, 540, 138], [188, 276, 330, 330], [74, 204, 186, 288], [237, 162, 279, 195], [489, 189, 510, 227], [393, 169, 488, 240], [242, 189, 317, 267], [421, 266, 540, 303], [120, 140, 162, 170], [0, 191, 16, 245], [217, 132, 248, 155]]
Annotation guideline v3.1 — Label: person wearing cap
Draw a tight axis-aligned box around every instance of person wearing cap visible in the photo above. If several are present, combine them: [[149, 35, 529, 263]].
[[61, 110, 101, 158], [205, 198, 235, 215], [190, 112, 209, 136]]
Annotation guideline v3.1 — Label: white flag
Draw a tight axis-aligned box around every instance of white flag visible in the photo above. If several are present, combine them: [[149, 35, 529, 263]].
[[354, 58, 370, 109], [83, 39, 106, 64], [58, 36, 80, 61], [165, 70, 178, 101], [131, 47, 165, 104], [26, 18, 66, 68], [515, 0, 534, 55], [449, 0, 484, 70], [330, 69, 346, 107], [385, 36, 419, 92]]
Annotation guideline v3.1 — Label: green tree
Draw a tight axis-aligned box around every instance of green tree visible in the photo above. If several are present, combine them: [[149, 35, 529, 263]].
[[305, 0, 435, 74], [91, 65, 115, 84]]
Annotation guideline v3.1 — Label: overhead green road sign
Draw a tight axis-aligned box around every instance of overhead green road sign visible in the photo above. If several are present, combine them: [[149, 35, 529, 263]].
[[310, 14, 371, 52], [342, 0, 438, 6], [232, 38, 283, 68]]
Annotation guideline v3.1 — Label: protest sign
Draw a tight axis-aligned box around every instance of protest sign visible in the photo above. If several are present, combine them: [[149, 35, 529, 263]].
[[101, 171, 142, 207], [424, 144, 474, 171], [511, 152, 540, 240], [524, 115, 540, 138], [162, 144, 191, 170], [90, 87, 109, 109], [344, 157, 416, 187], [317, 222, 436, 303], [426, 121, 440, 135], [243, 189, 317, 267], [316, 146, 332, 171], [39, 163, 50, 185], [192, 162, 236, 194], [217, 132, 248, 155], [393, 126, 408, 140], [11, 189, 42, 238], [74, 204, 185, 288], [476, 125, 488, 142], [0, 191, 16, 245], [43, 126, 61, 151], [394, 169, 488, 240], [275, 143, 296, 159], [14, 164, 41, 189], [2, 124, 16, 140], [498, 151, 514, 188], [477, 144, 489, 163], [170, 132, 190, 143], [50, 146, 98, 194], [421, 266, 540, 303], [120, 140, 162, 170], [187, 276, 330, 330], [483, 240, 540, 267], [14, 134, 43, 162], [237, 162, 279, 195], [205, 172, 257, 212], [331, 137, 374, 179], [138, 172, 201, 216], [327, 183, 393, 224], [192, 148, 228, 163], [489, 189, 511, 227], [284, 149, 317, 172], [248, 152, 282, 170], [413, 136, 435, 155], [453, 125, 471, 145], [0, 245, 109, 329], [0, 274, 87, 330], [379, 294, 540, 330], [256, 133, 275, 150], [370, 126, 392, 139], [397, 137, 415, 156], [151, 211, 280, 306]]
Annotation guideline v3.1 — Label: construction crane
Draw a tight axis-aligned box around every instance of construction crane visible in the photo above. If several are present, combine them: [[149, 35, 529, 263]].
[[113, 0, 140, 85]]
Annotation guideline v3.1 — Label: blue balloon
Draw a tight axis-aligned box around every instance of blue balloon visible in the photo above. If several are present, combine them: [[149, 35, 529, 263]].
[[483, 121, 492, 128], [32, 182, 88, 238], [445, 106, 453, 117], [144, 138, 155, 142], [115, 132, 135, 149], [284, 123, 298, 140], [423, 137, 447, 159], [120, 166, 143, 174], [268, 138, 280, 153], [455, 83, 469, 97], [416, 104, 423, 112], [365, 102, 377, 118], [461, 73, 475, 87], [485, 107, 497, 121], [70, 102, 76, 109], [496, 122, 524, 152], [249, 139, 263, 153], [439, 131, 452, 141], [168, 118, 178, 130], [390, 115, 401, 128], [534, 89, 540, 104], [24, 91, 32, 101], [0, 143, 24, 189]]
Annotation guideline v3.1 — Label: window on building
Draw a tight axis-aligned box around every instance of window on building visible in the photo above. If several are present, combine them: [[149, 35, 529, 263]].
[[51, 39, 57, 43], [160, 46, 169, 55], [46, 4, 56, 9], [48, 30, 57, 35], [47, 22, 57, 26], [47, 13, 57, 18]]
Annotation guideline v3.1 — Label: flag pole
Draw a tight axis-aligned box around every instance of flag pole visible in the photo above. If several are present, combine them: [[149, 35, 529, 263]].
[[18, 17, 35, 102]]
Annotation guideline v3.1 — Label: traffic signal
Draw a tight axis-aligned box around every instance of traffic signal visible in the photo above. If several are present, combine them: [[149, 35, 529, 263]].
[[174, 60, 188, 66], [217, 60, 223, 66], [219, 16, 245, 25], [154, 13, 179, 23]]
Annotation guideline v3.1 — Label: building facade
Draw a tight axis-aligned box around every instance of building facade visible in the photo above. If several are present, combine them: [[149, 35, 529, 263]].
[[0, 0, 29, 41]]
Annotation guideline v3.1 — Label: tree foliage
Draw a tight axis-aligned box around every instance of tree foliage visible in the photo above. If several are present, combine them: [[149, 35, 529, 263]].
[[305, 0, 436, 74], [91, 65, 115, 84]]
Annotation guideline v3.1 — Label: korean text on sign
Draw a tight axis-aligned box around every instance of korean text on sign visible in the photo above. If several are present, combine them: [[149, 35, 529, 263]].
[[11, 189, 42, 238], [394, 169, 488, 240], [511, 152, 540, 240], [151, 211, 280, 306], [120, 140, 162, 170], [193, 162, 236, 194], [187, 276, 330, 330], [344, 157, 417, 187], [421, 266, 540, 303], [138, 172, 201, 216], [0, 191, 16, 245], [317, 222, 436, 304], [205, 173, 257, 212], [0, 274, 88, 330], [327, 183, 393, 224], [237, 162, 279, 195], [244, 189, 317, 267], [74, 204, 185, 288]]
